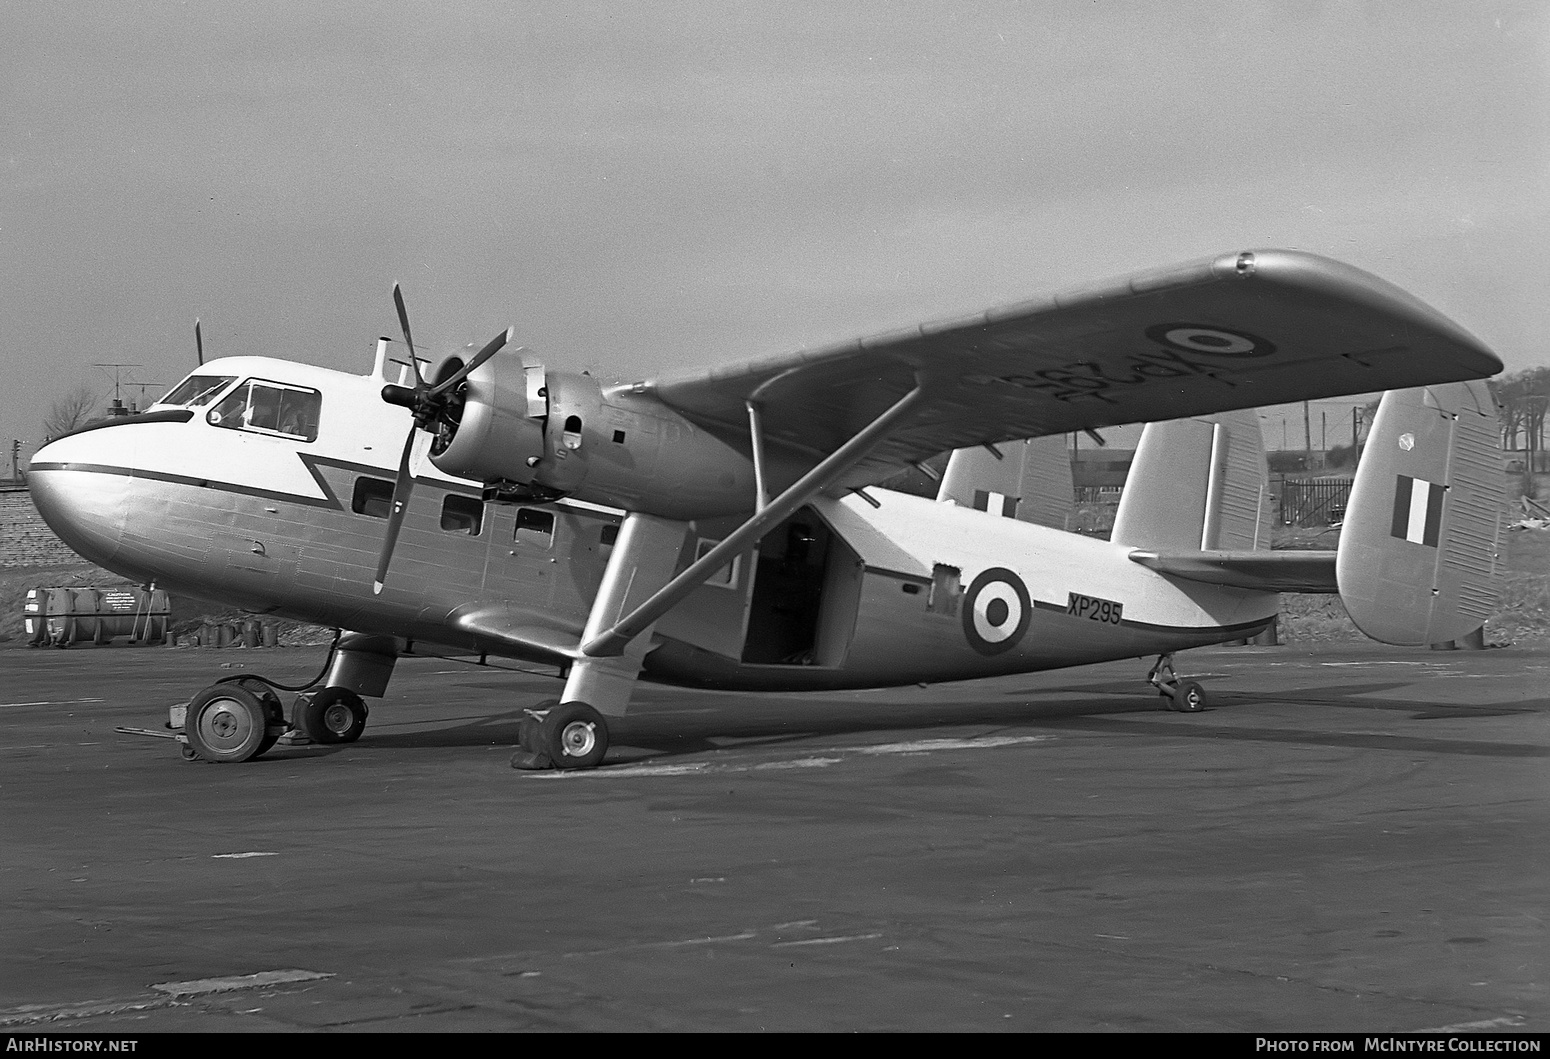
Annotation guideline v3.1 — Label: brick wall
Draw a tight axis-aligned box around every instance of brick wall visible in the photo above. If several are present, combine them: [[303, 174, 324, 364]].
[[0, 487, 85, 568]]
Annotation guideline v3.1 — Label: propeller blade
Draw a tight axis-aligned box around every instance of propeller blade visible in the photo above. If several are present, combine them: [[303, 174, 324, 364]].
[[372, 428, 420, 594], [428, 327, 514, 399], [391, 282, 426, 388], [194, 319, 204, 366]]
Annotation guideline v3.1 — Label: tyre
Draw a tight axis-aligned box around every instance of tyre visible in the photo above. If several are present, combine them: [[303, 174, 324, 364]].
[[184, 684, 271, 763], [542, 702, 609, 770], [1173, 680, 1207, 713], [297, 688, 368, 744]]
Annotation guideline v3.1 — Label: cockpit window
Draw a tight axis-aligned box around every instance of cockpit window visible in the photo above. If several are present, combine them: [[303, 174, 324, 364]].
[[207, 379, 322, 442], [160, 375, 236, 408]]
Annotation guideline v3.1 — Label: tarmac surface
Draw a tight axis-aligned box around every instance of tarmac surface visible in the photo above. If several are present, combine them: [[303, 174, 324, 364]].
[[0, 641, 1545, 1033]]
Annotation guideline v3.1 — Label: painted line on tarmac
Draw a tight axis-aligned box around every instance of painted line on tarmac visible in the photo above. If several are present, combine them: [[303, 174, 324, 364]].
[[771, 933, 884, 948], [564, 931, 759, 958], [1419, 1016, 1525, 1033], [0, 969, 333, 1027], [151, 969, 333, 996], [839, 734, 1051, 755], [538, 734, 1053, 780], [0, 698, 105, 708]]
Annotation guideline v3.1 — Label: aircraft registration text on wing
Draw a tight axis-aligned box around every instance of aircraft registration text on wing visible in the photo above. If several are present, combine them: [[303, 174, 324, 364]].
[[27, 249, 1505, 768]]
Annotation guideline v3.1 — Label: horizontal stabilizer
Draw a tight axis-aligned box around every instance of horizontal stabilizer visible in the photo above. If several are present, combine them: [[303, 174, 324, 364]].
[[1336, 381, 1503, 645], [1128, 549, 1336, 593]]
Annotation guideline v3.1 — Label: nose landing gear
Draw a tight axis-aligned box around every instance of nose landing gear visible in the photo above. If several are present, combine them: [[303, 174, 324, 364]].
[[292, 688, 369, 745], [1147, 653, 1207, 713]]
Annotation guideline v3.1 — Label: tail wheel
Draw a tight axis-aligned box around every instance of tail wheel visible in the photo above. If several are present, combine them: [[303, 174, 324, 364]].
[[185, 684, 272, 763], [1173, 681, 1207, 713], [543, 702, 609, 770], [298, 688, 368, 744]]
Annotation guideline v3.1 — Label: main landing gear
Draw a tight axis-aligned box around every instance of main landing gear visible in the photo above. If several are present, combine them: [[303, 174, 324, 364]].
[[177, 632, 392, 763], [181, 679, 289, 763], [178, 683, 370, 762], [1147, 653, 1207, 713], [510, 702, 610, 771]]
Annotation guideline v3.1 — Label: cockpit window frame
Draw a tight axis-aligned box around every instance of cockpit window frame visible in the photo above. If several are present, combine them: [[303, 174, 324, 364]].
[[206, 378, 323, 443]]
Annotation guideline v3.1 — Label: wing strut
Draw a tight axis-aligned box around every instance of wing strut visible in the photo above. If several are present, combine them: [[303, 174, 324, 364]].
[[746, 399, 770, 512], [581, 378, 927, 657]]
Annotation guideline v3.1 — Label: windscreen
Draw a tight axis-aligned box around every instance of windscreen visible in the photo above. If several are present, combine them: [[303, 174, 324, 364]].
[[159, 374, 236, 408]]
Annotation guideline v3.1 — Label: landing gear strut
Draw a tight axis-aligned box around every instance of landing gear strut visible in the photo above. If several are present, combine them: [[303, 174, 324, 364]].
[[511, 702, 610, 771], [1147, 653, 1206, 713]]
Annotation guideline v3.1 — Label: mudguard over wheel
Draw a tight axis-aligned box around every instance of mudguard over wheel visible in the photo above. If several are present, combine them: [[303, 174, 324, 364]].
[[297, 687, 368, 745], [543, 702, 609, 770], [184, 684, 273, 763]]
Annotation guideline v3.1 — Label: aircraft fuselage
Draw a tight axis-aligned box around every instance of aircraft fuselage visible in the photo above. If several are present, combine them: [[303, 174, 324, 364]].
[[29, 356, 1277, 693]]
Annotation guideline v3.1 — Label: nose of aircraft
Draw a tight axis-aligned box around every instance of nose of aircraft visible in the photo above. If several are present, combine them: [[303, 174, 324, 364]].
[[27, 431, 134, 569]]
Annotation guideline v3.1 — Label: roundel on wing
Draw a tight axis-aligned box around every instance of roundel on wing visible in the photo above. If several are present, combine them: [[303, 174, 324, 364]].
[[1145, 323, 1276, 358], [961, 567, 1032, 656]]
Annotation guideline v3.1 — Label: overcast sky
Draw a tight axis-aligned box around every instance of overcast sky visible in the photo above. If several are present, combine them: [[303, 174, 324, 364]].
[[3, 1, 1545, 455]]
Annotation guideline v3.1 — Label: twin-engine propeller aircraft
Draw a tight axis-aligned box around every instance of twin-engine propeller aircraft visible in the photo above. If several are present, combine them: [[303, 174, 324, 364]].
[[28, 249, 1504, 769]]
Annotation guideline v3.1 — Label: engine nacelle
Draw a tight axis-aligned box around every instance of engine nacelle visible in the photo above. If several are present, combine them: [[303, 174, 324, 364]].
[[429, 351, 782, 519], [427, 348, 548, 485]]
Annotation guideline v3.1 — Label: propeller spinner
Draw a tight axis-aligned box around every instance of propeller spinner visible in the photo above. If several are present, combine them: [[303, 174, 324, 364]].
[[374, 283, 513, 593]]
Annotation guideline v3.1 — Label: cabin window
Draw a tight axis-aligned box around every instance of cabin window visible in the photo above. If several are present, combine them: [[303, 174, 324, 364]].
[[160, 374, 236, 408], [600, 523, 619, 547], [514, 508, 555, 547], [207, 379, 322, 442], [927, 564, 960, 616], [351, 476, 394, 519], [695, 537, 739, 588], [440, 494, 483, 535]]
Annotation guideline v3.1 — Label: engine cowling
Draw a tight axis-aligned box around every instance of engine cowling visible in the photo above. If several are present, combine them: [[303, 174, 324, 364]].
[[426, 347, 548, 486]]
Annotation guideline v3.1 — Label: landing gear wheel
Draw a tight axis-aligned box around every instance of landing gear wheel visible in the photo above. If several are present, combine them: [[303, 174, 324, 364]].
[[297, 688, 367, 745], [1146, 653, 1206, 713], [184, 684, 272, 763], [1171, 680, 1207, 713], [543, 702, 609, 770], [231, 678, 285, 755]]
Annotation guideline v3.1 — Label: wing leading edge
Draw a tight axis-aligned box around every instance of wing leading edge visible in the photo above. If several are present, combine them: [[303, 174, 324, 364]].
[[1128, 549, 1337, 594], [644, 249, 1501, 491]]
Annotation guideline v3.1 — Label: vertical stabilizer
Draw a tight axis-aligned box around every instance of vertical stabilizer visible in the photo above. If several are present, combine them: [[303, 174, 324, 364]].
[[1336, 381, 1502, 645], [936, 435, 1073, 530], [1110, 408, 1269, 550]]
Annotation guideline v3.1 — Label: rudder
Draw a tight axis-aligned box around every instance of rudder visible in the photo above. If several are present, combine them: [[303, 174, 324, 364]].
[[1110, 408, 1270, 551], [937, 436, 1074, 530], [1336, 381, 1502, 645]]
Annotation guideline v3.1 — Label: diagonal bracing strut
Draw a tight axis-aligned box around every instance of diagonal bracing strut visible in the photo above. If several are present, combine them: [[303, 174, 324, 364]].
[[580, 377, 926, 657]]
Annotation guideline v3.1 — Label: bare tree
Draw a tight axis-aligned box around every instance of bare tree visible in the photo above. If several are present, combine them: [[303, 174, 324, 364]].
[[42, 385, 100, 439], [1496, 367, 1550, 456]]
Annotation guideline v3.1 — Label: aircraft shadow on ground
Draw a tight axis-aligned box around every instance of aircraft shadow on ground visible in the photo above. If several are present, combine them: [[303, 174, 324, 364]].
[[340, 676, 1550, 761]]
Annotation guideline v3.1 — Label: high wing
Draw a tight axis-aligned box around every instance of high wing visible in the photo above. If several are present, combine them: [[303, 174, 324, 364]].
[[645, 249, 1501, 491]]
